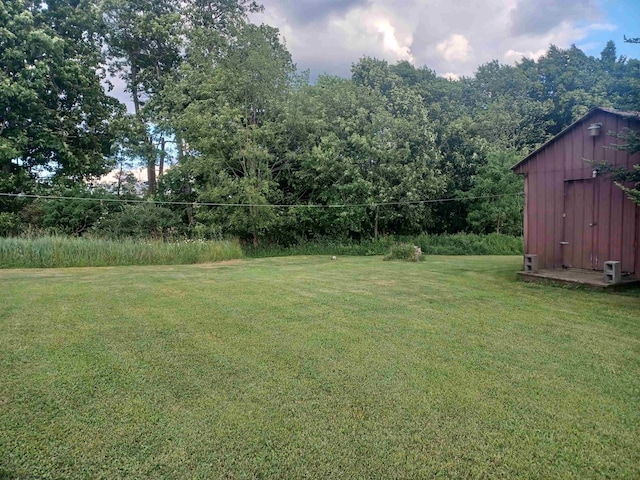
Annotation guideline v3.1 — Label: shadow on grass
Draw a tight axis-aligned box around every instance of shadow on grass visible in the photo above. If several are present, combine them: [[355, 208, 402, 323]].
[[0, 469, 16, 479]]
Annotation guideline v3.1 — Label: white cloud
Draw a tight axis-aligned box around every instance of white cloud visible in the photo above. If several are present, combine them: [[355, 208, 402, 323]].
[[504, 48, 547, 62], [436, 34, 472, 62], [258, 3, 418, 77], [239, 0, 628, 78], [374, 18, 415, 63], [588, 23, 617, 32]]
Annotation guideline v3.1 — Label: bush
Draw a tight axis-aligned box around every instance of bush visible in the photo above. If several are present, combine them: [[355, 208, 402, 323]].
[[92, 203, 185, 240], [384, 243, 423, 262], [0, 212, 21, 237]]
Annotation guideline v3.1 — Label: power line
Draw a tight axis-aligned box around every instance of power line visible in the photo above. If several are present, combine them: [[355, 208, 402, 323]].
[[0, 192, 524, 208]]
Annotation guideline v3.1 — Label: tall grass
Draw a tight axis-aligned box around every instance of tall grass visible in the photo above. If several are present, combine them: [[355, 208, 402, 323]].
[[0, 236, 243, 268], [244, 233, 523, 258], [0, 233, 522, 268], [414, 233, 524, 255]]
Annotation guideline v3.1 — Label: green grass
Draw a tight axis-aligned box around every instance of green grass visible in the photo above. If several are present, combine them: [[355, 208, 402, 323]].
[[244, 233, 524, 258], [0, 236, 243, 268], [1, 256, 639, 478]]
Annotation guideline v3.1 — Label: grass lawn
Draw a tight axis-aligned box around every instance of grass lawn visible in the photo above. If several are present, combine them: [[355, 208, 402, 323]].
[[1, 256, 639, 479]]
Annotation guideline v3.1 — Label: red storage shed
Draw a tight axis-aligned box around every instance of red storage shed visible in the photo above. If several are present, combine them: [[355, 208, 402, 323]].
[[512, 107, 640, 276]]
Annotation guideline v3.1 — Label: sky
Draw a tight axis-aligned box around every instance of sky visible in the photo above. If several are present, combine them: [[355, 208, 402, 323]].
[[107, 0, 639, 109], [252, 0, 640, 80]]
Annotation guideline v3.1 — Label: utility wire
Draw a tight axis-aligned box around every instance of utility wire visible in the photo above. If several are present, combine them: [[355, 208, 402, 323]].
[[0, 192, 524, 208]]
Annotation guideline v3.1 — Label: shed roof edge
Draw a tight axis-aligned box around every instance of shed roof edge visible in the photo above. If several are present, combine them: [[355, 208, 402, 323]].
[[511, 107, 640, 172]]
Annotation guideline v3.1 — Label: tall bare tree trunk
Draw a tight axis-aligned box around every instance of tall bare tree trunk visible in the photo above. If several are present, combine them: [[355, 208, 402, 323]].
[[130, 58, 156, 194], [147, 145, 156, 194], [159, 137, 166, 177]]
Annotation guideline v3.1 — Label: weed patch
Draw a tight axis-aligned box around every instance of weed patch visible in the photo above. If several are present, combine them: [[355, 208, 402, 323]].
[[0, 236, 243, 268]]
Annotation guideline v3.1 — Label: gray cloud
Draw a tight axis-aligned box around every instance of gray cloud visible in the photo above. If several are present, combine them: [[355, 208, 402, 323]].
[[102, 74, 136, 112], [251, 0, 621, 80], [262, 0, 371, 26], [509, 0, 601, 36]]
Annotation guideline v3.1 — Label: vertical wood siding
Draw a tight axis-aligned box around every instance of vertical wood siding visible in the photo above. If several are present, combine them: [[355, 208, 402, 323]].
[[515, 110, 640, 272]]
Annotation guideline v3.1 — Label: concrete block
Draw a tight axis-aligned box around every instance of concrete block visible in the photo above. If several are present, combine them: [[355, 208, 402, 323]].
[[524, 254, 539, 273], [604, 261, 621, 284]]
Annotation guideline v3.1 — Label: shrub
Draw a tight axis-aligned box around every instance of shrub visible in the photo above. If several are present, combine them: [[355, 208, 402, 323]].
[[92, 203, 185, 240], [0, 212, 20, 237], [384, 243, 423, 262]]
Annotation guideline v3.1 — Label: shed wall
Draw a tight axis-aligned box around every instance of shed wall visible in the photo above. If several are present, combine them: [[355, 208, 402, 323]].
[[516, 111, 640, 272]]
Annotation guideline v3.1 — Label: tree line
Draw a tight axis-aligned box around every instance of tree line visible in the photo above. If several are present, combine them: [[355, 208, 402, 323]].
[[1, 0, 639, 243]]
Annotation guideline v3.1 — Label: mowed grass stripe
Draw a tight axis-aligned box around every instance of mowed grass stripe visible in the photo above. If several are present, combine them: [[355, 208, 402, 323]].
[[1, 256, 639, 478]]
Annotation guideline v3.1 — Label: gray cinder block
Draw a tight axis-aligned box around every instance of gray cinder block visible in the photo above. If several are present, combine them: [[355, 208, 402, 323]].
[[524, 254, 539, 273], [604, 261, 621, 284]]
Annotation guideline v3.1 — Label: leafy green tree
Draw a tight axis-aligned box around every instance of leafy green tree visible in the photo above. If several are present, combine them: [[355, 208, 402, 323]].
[[102, 0, 181, 193], [0, 0, 121, 191], [376, 60, 481, 233], [102, 0, 264, 194], [468, 60, 554, 151], [289, 71, 445, 239], [599, 129, 640, 205], [92, 202, 183, 239], [614, 36, 640, 205], [182, 0, 262, 30], [163, 23, 294, 244], [0, 211, 21, 236], [156, 164, 198, 230], [463, 151, 523, 235], [37, 186, 112, 236], [521, 44, 627, 133]]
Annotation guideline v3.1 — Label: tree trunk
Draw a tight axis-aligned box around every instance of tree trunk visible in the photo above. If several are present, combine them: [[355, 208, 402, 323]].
[[147, 148, 156, 195], [130, 58, 156, 194], [177, 135, 194, 226], [159, 137, 166, 177], [131, 61, 141, 116], [116, 162, 124, 197], [185, 181, 194, 226], [374, 205, 379, 239], [250, 205, 259, 246]]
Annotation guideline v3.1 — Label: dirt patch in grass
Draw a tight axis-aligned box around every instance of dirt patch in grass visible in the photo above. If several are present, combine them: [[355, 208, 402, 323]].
[[198, 259, 244, 268]]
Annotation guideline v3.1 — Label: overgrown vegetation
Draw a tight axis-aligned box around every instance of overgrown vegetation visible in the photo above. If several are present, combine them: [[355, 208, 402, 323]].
[[1, 256, 638, 478], [0, 236, 242, 268], [0, 233, 522, 268], [2, 0, 639, 244], [244, 233, 523, 258]]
